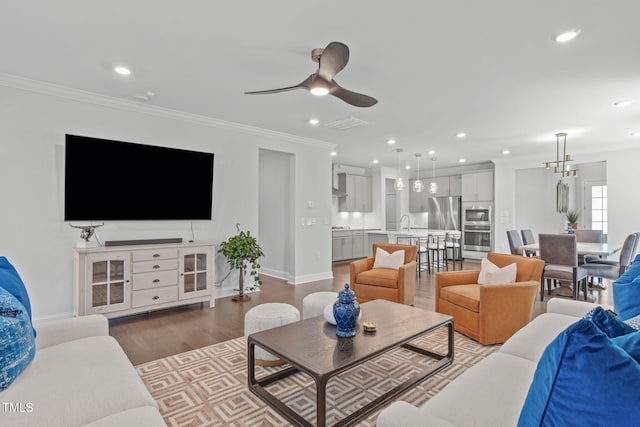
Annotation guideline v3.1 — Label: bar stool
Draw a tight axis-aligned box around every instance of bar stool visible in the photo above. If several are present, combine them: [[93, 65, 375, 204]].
[[445, 232, 462, 270], [414, 237, 430, 276], [427, 234, 447, 273]]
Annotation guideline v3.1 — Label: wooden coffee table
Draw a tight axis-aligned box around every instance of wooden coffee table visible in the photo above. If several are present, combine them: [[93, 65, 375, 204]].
[[247, 299, 454, 426]]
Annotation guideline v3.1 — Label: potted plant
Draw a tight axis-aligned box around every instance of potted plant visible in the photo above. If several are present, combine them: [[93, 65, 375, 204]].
[[218, 224, 264, 301], [565, 210, 579, 230]]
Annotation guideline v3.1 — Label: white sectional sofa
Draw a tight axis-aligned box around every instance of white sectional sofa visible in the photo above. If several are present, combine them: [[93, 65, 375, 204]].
[[377, 299, 600, 427], [2, 315, 165, 427]]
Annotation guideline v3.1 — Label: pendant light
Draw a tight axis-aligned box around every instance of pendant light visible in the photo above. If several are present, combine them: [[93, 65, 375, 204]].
[[394, 148, 405, 191], [412, 153, 424, 192], [429, 157, 437, 194]]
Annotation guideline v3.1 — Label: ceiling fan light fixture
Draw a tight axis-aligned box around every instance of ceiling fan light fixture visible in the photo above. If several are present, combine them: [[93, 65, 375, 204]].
[[553, 29, 581, 43], [310, 86, 329, 96], [310, 75, 331, 96]]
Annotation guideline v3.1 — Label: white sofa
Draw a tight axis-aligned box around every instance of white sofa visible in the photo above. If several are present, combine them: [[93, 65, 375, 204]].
[[377, 299, 600, 427], [2, 315, 165, 427]]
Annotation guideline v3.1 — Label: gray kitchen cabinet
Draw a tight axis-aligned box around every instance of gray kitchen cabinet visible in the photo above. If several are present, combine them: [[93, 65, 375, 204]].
[[351, 230, 366, 258], [461, 171, 494, 202], [338, 173, 372, 212], [449, 175, 462, 196], [332, 230, 353, 261], [409, 179, 429, 212], [433, 176, 450, 197]]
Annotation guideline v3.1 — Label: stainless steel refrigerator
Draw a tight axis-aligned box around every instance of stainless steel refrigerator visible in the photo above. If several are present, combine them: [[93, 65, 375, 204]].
[[425, 196, 462, 230]]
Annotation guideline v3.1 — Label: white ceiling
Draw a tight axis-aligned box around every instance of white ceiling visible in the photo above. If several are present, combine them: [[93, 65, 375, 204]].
[[2, 1, 639, 170]]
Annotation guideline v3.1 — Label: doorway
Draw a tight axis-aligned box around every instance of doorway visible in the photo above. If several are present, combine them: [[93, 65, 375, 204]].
[[258, 149, 294, 280]]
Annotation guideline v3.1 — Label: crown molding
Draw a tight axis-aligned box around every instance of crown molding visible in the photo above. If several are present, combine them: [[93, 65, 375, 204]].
[[0, 73, 337, 150]]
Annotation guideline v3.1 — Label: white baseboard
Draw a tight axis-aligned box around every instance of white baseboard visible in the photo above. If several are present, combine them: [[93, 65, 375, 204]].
[[287, 271, 334, 285], [259, 268, 290, 281]]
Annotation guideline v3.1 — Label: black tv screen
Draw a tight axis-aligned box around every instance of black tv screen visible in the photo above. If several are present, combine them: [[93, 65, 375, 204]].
[[64, 134, 214, 221]]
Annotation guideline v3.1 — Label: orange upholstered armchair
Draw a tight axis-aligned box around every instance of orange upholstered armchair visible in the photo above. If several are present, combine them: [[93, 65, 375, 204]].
[[436, 253, 544, 345], [350, 243, 417, 305]]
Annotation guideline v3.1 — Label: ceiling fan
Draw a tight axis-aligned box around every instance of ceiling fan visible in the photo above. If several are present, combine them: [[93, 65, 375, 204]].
[[244, 41, 378, 108]]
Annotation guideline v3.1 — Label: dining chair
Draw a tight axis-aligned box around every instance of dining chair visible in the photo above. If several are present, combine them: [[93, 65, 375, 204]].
[[575, 229, 604, 265], [538, 233, 588, 301], [506, 230, 525, 256], [521, 229, 536, 246], [582, 232, 640, 292]]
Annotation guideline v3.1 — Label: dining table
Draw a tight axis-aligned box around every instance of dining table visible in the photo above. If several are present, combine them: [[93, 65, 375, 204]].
[[520, 241, 621, 257]]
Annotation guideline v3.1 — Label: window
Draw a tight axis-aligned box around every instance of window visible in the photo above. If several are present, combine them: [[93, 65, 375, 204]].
[[591, 185, 607, 234]]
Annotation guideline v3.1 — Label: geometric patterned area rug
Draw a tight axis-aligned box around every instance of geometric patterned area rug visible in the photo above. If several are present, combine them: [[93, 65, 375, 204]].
[[136, 328, 499, 426]]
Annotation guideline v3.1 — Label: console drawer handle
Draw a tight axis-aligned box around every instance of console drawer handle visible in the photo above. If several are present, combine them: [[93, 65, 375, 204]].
[[153, 265, 160, 269], [152, 296, 160, 300], [152, 279, 160, 283], [152, 254, 160, 258]]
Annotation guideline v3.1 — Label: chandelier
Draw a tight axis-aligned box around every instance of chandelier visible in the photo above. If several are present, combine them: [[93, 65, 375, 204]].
[[412, 153, 424, 192], [394, 148, 405, 191], [544, 132, 578, 177], [429, 157, 437, 194]]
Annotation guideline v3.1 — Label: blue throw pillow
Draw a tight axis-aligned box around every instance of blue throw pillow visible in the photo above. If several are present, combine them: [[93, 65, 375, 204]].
[[614, 255, 640, 320], [612, 332, 640, 363], [0, 286, 36, 391], [0, 257, 35, 337], [0, 257, 33, 320], [583, 306, 636, 337], [517, 319, 640, 427]]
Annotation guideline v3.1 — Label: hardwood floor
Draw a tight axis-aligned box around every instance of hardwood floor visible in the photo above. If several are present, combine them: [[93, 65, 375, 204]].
[[110, 259, 612, 365]]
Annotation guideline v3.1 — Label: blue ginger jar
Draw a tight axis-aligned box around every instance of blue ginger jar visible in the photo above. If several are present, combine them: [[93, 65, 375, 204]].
[[333, 283, 360, 338]]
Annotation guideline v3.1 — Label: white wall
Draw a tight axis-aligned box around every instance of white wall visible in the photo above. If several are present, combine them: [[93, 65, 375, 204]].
[[494, 150, 640, 256], [0, 82, 335, 319]]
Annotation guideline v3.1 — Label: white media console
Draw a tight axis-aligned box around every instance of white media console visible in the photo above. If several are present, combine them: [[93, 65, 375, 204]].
[[73, 241, 216, 318]]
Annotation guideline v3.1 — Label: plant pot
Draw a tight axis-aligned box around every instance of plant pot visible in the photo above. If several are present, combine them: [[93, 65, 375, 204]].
[[232, 294, 251, 302], [569, 222, 577, 230]]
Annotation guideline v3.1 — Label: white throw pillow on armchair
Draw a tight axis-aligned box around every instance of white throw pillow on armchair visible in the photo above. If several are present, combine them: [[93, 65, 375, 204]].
[[372, 248, 405, 270], [478, 257, 517, 284]]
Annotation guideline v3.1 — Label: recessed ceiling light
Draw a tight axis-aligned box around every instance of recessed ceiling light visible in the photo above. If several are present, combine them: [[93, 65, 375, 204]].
[[330, 151, 337, 156], [614, 100, 632, 108], [428, 150, 436, 155], [405, 165, 411, 169], [387, 139, 396, 145], [114, 66, 132, 76], [553, 29, 581, 43], [458, 158, 466, 163], [502, 150, 510, 155], [373, 159, 379, 164], [631, 132, 640, 138], [308, 118, 320, 125], [456, 132, 466, 138]]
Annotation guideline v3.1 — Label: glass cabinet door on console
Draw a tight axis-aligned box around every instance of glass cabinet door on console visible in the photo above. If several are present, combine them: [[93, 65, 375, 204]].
[[179, 247, 212, 300], [85, 252, 131, 314]]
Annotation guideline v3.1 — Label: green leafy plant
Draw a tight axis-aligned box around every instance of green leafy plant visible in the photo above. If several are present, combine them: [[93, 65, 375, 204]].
[[218, 224, 264, 301], [565, 210, 579, 224]]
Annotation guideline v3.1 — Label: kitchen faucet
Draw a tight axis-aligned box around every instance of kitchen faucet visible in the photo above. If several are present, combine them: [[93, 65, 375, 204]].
[[399, 214, 411, 233]]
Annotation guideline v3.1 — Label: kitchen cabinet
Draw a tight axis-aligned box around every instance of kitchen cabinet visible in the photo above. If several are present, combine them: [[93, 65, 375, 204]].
[[409, 179, 429, 212], [332, 230, 353, 261], [332, 229, 378, 261], [461, 171, 494, 202], [338, 173, 372, 212], [351, 230, 366, 258], [432, 176, 450, 197], [449, 175, 462, 196], [410, 175, 463, 211]]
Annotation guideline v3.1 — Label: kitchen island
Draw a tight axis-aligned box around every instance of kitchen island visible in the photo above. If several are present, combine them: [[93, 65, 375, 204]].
[[367, 229, 461, 245]]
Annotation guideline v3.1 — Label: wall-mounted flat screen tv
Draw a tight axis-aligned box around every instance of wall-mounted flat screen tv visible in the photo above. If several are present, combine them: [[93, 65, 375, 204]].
[[64, 134, 214, 221]]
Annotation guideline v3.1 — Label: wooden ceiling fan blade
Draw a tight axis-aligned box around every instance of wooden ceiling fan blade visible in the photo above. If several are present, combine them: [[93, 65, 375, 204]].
[[318, 42, 349, 81], [245, 75, 312, 95], [331, 84, 378, 107]]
